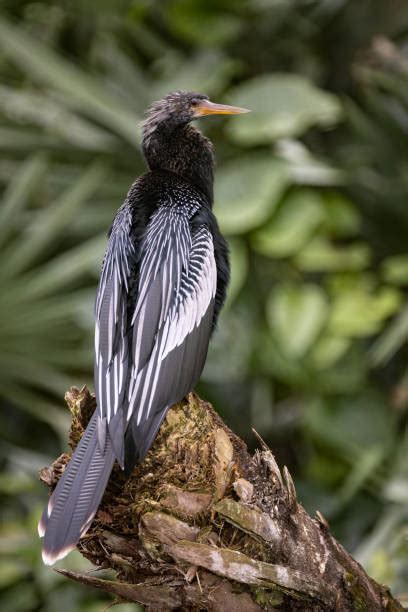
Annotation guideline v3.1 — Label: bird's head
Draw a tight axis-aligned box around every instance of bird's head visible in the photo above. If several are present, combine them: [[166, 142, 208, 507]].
[[142, 91, 249, 202], [142, 90, 249, 142]]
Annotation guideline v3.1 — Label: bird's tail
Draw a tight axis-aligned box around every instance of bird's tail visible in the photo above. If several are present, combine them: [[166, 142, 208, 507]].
[[38, 411, 115, 565]]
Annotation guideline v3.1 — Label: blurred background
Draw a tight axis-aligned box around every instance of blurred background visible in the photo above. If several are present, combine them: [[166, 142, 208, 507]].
[[0, 0, 407, 610]]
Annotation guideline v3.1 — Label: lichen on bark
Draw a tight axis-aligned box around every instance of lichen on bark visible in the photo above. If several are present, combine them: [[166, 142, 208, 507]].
[[41, 387, 404, 611]]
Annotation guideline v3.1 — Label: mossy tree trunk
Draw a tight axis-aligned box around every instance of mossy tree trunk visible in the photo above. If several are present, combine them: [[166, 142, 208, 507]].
[[40, 387, 403, 611]]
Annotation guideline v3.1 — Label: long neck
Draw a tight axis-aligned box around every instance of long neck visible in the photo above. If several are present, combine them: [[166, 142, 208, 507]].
[[142, 123, 215, 204]]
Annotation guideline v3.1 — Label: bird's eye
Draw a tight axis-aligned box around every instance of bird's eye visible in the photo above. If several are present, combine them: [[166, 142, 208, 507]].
[[191, 99, 199, 106]]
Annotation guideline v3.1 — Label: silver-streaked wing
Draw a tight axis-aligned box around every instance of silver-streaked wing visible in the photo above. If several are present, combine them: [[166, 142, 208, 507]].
[[124, 217, 216, 466], [94, 204, 135, 465], [94, 197, 216, 470]]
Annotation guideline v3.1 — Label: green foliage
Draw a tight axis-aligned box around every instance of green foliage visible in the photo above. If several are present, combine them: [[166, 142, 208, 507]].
[[227, 74, 341, 145], [267, 283, 329, 359], [252, 189, 324, 257], [214, 156, 289, 233], [0, 0, 407, 608]]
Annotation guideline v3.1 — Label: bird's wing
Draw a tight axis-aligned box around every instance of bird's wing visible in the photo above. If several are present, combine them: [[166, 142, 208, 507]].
[[94, 204, 136, 465], [95, 199, 216, 469], [124, 207, 216, 468]]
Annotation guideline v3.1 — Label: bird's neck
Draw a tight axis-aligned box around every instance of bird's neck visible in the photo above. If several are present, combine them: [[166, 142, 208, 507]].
[[142, 124, 215, 204]]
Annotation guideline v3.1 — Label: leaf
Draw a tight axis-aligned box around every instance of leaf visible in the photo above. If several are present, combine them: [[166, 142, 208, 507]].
[[354, 506, 407, 587], [381, 254, 408, 286], [383, 430, 408, 504], [370, 302, 408, 365], [0, 153, 48, 247], [328, 282, 402, 338], [0, 126, 62, 151], [226, 74, 341, 145], [10, 235, 106, 301], [250, 379, 274, 436], [0, 85, 118, 150], [310, 335, 351, 369], [334, 446, 385, 513], [321, 192, 361, 238], [0, 162, 106, 279], [251, 189, 324, 257], [267, 283, 329, 359], [0, 559, 27, 588], [167, 0, 242, 46], [276, 140, 346, 186], [0, 582, 39, 612], [305, 392, 394, 457], [153, 51, 237, 99], [214, 155, 289, 234], [94, 36, 150, 112], [0, 16, 140, 145], [225, 238, 248, 306], [0, 381, 70, 438], [295, 237, 371, 272], [204, 310, 253, 383]]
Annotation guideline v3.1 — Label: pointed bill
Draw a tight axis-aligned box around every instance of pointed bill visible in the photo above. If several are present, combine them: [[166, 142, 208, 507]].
[[193, 99, 250, 117]]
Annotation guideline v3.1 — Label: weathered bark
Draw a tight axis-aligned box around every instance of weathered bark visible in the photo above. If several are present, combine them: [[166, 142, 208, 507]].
[[40, 387, 403, 611]]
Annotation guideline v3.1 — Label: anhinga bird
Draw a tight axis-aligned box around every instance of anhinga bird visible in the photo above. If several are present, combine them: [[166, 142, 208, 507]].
[[38, 91, 249, 565]]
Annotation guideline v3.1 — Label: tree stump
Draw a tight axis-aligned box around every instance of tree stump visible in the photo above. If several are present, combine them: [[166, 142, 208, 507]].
[[39, 387, 404, 611]]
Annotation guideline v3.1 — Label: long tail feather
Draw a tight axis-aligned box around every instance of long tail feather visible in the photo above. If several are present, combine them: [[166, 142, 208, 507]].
[[39, 412, 115, 565]]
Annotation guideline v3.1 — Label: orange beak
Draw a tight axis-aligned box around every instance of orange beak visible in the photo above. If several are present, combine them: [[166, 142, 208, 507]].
[[193, 99, 250, 117]]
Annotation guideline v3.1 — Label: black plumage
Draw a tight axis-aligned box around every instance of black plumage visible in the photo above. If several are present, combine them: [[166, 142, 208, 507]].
[[38, 91, 249, 565]]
